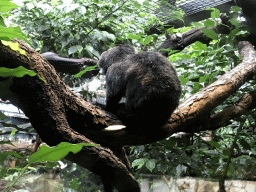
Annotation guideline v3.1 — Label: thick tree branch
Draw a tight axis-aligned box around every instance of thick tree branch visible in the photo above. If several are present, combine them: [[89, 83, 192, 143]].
[[166, 41, 256, 134], [41, 52, 99, 77], [1, 40, 256, 146], [88, 41, 256, 144], [208, 91, 256, 130], [0, 39, 139, 192], [155, 14, 233, 57]]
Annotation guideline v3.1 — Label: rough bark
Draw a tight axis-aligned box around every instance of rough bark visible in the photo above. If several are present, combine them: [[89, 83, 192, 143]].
[[43, 14, 232, 78], [162, 41, 256, 135], [41, 52, 99, 77], [0, 39, 139, 192], [82, 41, 256, 146], [155, 14, 232, 57]]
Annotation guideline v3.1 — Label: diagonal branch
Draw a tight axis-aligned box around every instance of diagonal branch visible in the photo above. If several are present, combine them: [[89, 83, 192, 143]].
[[0, 39, 139, 192], [166, 41, 256, 134]]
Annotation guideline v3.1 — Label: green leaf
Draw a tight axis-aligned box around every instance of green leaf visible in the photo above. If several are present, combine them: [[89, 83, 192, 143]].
[[223, 149, 230, 156], [104, 32, 115, 41], [1, 12, 12, 18], [0, 168, 8, 179], [68, 45, 78, 55], [9, 128, 17, 137], [0, 151, 25, 162], [146, 159, 156, 172], [199, 74, 209, 83], [71, 178, 80, 189], [29, 142, 96, 164], [140, 35, 152, 45], [230, 18, 240, 27], [74, 65, 98, 78], [0, 17, 6, 27], [0, 121, 29, 131], [0, 0, 18, 12], [169, 52, 190, 61], [204, 150, 219, 156], [74, 33, 80, 40], [162, 49, 178, 56], [201, 28, 218, 40], [38, 25, 47, 31], [192, 41, 207, 51], [86, 45, 94, 54], [230, 6, 241, 12], [131, 158, 147, 169], [88, 46, 101, 58], [179, 76, 189, 85], [239, 139, 251, 150], [205, 8, 220, 18], [204, 19, 215, 27], [0, 141, 14, 146], [77, 45, 83, 53], [176, 164, 187, 176], [157, 164, 168, 174], [208, 140, 221, 149], [0, 26, 33, 47], [1, 40, 26, 55], [230, 27, 249, 39], [127, 34, 141, 40], [0, 112, 7, 120], [133, 1, 141, 9], [174, 14, 185, 23], [0, 66, 37, 78], [139, 12, 148, 17], [112, 0, 118, 5]]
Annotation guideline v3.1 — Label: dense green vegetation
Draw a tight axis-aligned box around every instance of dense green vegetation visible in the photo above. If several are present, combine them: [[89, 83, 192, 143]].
[[11, 0, 183, 57], [0, 0, 256, 191]]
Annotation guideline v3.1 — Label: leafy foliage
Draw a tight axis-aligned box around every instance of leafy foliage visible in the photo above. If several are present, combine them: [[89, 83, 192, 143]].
[[2, 142, 96, 191], [129, 6, 256, 182], [0, 66, 37, 78], [29, 142, 97, 164], [11, 0, 181, 58]]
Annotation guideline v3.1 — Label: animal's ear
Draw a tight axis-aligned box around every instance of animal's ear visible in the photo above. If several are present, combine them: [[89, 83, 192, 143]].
[[166, 32, 171, 39]]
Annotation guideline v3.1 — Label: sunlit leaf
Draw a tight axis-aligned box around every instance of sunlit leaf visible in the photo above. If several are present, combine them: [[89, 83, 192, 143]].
[[204, 19, 215, 27], [0, 0, 18, 12], [0, 17, 6, 27], [201, 28, 218, 40], [0, 26, 32, 47], [0, 66, 37, 78], [112, 0, 117, 5], [131, 158, 147, 169], [29, 142, 97, 164], [68, 45, 78, 55], [0, 151, 25, 161], [127, 34, 141, 40], [146, 159, 156, 172], [205, 8, 220, 18], [74, 65, 98, 78], [9, 128, 17, 137], [0, 112, 7, 120], [1, 40, 26, 55]]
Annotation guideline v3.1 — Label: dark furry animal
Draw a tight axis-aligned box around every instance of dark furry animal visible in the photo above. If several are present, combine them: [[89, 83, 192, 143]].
[[98, 44, 182, 131], [237, 0, 256, 37]]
